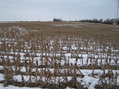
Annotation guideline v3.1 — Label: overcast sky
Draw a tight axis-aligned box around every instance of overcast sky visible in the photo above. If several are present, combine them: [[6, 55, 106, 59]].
[[0, 0, 118, 21]]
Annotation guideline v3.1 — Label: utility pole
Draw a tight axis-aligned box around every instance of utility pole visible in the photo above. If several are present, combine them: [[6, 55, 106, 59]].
[[116, 0, 119, 24]]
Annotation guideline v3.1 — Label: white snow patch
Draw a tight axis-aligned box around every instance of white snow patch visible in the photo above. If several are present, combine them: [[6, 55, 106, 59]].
[[0, 74, 4, 81], [0, 84, 40, 89]]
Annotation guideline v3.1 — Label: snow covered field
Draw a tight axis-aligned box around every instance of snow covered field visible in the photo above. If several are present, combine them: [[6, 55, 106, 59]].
[[0, 22, 119, 89]]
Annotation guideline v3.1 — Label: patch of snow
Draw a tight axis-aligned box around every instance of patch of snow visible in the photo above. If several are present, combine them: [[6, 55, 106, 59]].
[[53, 24, 82, 28], [0, 84, 40, 89], [0, 74, 4, 81], [78, 75, 99, 89], [0, 66, 3, 70], [65, 87, 75, 89], [13, 75, 36, 83]]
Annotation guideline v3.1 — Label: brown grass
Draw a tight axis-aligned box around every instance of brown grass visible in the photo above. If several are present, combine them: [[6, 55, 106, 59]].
[[0, 21, 119, 88]]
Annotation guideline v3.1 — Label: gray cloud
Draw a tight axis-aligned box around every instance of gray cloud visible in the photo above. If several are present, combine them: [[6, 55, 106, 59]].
[[0, 0, 118, 21]]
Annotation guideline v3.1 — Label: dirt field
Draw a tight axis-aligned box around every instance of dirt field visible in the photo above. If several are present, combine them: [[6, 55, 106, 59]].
[[0, 21, 119, 89]]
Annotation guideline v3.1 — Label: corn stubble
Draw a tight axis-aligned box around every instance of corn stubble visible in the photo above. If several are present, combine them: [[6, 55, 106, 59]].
[[0, 22, 119, 89]]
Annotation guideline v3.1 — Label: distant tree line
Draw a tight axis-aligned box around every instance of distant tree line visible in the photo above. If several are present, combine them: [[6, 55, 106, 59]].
[[53, 18, 63, 22], [80, 18, 119, 25], [53, 18, 119, 25]]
